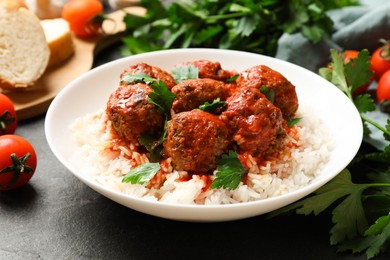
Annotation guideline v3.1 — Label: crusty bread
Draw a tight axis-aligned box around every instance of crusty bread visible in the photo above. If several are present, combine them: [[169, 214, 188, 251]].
[[41, 18, 74, 68], [0, 0, 50, 90]]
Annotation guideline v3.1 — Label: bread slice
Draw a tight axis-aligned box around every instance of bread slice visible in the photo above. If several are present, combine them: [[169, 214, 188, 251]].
[[0, 0, 50, 90], [41, 18, 74, 68]]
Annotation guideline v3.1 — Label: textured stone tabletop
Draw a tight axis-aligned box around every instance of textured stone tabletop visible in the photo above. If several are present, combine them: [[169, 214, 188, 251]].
[[1, 4, 389, 255]]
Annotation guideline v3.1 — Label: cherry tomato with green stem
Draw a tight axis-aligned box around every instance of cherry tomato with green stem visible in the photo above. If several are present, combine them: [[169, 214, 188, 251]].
[[0, 135, 37, 190], [0, 93, 17, 135]]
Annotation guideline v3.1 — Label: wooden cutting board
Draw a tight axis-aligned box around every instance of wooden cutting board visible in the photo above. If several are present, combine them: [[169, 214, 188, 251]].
[[5, 6, 145, 121]]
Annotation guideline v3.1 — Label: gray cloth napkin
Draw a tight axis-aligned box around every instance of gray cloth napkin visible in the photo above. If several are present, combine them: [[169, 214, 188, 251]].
[[275, 0, 390, 150]]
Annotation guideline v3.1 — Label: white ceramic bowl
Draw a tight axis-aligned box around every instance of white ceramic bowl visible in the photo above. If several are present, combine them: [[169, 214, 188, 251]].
[[45, 48, 363, 222]]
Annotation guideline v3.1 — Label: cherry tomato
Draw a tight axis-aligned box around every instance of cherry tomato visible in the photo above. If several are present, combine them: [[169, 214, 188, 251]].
[[377, 69, 390, 102], [343, 50, 359, 62], [342, 50, 373, 95], [0, 135, 37, 190], [370, 43, 390, 81], [61, 0, 104, 37], [0, 93, 17, 135]]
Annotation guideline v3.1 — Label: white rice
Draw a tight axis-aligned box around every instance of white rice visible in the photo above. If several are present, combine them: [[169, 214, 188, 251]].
[[69, 105, 333, 205]]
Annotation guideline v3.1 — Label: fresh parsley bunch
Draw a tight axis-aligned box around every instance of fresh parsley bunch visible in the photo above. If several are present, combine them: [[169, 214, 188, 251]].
[[121, 0, 358, 56], [270, 49, 390, 259]]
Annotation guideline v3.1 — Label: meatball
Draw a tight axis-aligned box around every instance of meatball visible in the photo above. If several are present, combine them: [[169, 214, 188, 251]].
[[236, 65, 298, 118], [171, 78, 229, 113], [221, 87, 286, 166], [174, 60, 233, 81], [106, 83, 165, 144], [163, 109, 230, 173], [120, 63, 176, 90]]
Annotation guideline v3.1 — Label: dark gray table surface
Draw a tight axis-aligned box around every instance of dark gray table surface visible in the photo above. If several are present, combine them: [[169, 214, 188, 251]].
[[1, 39, 389, 260]]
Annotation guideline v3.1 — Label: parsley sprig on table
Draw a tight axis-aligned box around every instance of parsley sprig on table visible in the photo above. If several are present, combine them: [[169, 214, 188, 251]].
[[270, 49, 390, 259], [121, 0, 358, 56]]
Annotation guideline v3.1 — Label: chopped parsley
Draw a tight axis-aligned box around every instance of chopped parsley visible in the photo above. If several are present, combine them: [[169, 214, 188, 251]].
[[171, 65, 199, 83], [210, 151, 247, 190], [227, 74, 239, 83], [121, 73, 157, 85], [287, 117, 301, 127], [148, 80, 176, 117], [122, 162, 160, 185], [260, 85, 275, 104], [198, 98, 227, 113]]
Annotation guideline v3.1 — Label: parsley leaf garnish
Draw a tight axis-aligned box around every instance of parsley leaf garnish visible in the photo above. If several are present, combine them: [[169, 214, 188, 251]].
[[121, 73, 157, 85], [171, 65, 199, 83], [120, 73, 176, 118], [199, 98, 227, 113], [138, 133, 164, 162], [227, 74, 239, 83], [122, 162, 160, 184], [210, 151, 246, 190], [260, 85, 275, 104], [287, 117, 301, 127], [148, 80, 176, 117]]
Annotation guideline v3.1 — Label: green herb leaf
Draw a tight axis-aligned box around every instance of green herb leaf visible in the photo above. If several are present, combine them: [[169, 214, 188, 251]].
[[171, 65, 199, 83], [344, 50, 374, 93], [338, 213, 390, 259], [199, 98, 227, 113], [211, 151, 246, 190], [330, 186, 368, 245], [328, 49, 350, 95], [364, 214, 390, 259], [121, 73, 157, 85], [227, 74, 239, 83], [138, 133, 163, 162], [353, 94, 376, 114], [260, 85, 275, 103], [148, 80, 176, 117], [385, 119, 390, 142], [122, 162, 160, 184], [287, 117, 302, 127]]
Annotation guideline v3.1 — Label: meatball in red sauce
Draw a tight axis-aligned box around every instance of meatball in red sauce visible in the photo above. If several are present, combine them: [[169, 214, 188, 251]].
[[236, 65, 298, 118], [120, 63, 176, 90], [220, 87, 286, 168], [163, 109, 230, 173], [171, 78, 229, 113], [106, 83, 165, 145], [174, 60, 233, 82]]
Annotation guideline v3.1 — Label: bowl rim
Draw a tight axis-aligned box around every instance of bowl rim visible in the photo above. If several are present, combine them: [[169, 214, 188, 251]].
[[45, 48, 363, 220]]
